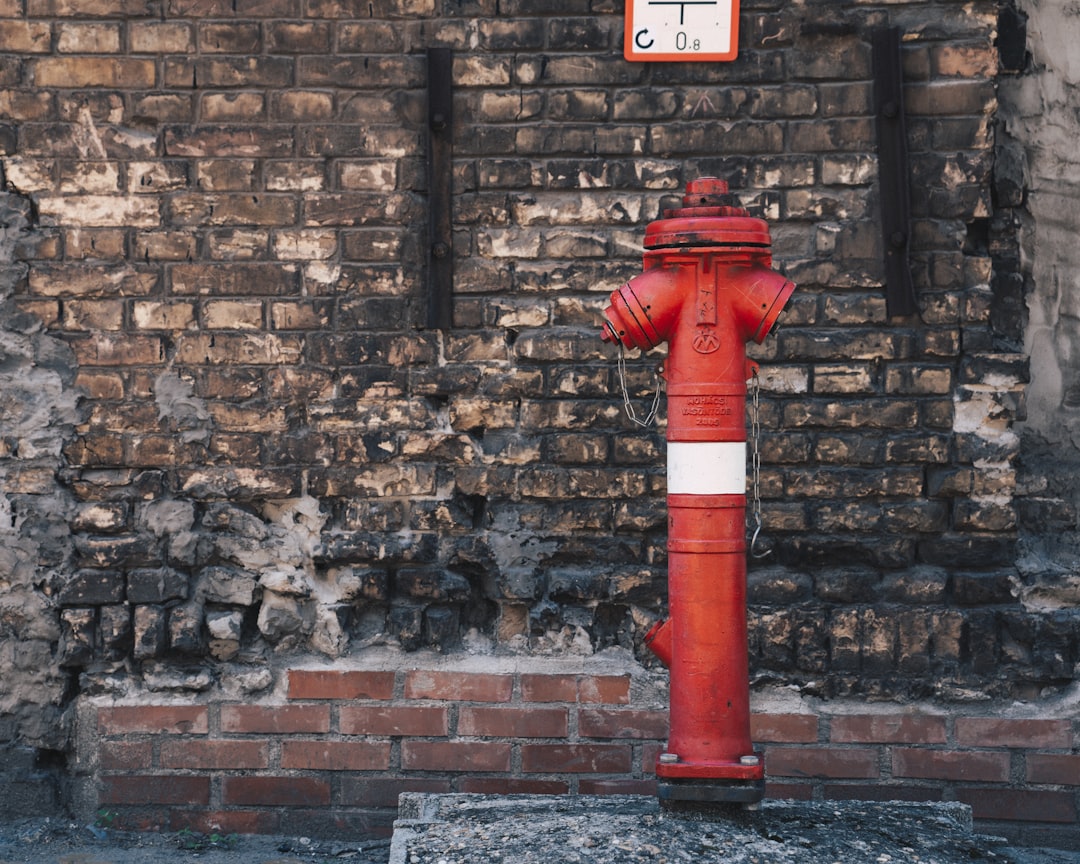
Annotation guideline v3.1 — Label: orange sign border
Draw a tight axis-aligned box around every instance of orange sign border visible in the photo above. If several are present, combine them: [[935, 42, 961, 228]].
[[624, 0, 741, 63]]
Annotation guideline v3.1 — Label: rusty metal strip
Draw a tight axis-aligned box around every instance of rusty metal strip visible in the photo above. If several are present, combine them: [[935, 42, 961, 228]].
[[872, 27, 918, 318], [427, 47, 453, 329]]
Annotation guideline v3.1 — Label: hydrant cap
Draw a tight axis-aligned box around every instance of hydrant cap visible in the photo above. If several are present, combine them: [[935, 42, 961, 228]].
[[683, 177, 730, 205], [645, 177, 772, 250]]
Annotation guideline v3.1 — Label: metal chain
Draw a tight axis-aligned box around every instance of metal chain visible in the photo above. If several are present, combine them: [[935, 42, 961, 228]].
[[615, 341, 662, 428], [749, 367, 771, 558]]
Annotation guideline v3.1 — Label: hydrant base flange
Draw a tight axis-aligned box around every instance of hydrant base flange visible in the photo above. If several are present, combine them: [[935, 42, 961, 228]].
[[657, 778, 766, 806], [654, 753, 764, 782]]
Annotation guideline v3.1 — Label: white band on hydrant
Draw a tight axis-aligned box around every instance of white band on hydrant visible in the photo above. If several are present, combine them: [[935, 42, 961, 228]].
[[667, 441, 747, 495]]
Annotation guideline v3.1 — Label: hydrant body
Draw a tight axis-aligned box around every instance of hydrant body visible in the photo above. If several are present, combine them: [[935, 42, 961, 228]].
[[600, 178, 795, 805]]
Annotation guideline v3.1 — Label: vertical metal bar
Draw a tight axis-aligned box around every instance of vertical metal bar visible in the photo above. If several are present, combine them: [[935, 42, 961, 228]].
[[872, 27, 918, 318], [427, 47, 453, 329]]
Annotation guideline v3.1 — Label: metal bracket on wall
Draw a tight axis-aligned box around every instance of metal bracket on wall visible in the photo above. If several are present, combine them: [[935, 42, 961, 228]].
[[427, 46, 454, 329], [872, 27, 918, 319]]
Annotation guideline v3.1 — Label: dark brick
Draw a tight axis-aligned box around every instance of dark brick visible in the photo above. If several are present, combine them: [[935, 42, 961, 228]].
[[879, 568, 948, 604], [133, 605, 166, 660], [919, 535, 1017, 570], [99, 604, 132, 659], [788, 397, 921, 429], [792, 610, 829, 673], [58, 608, 95, 667], [421, 604, 460, 652], [303, 193, 421, 227], [126, 568, 189, 604], [951, 571, 1016, 606], [59, 570, 125, 605], [168, 603, 204, 654]]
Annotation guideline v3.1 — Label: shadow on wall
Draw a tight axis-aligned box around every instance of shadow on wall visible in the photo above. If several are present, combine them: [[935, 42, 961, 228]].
[[0, 191, 83, 812]]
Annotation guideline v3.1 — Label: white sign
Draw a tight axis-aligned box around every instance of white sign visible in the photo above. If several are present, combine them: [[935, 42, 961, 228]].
[[624, 0, 740, 62]]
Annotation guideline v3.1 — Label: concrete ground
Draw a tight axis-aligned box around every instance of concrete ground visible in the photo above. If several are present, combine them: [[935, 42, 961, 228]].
[[1, 802, 1077, 864], [390, 795, 1080, 864], [0, 817, 390, 864]]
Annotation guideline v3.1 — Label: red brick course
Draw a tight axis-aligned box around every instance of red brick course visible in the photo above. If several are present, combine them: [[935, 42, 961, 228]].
[[578, 709, 668, 740], [98, 705, 208, 735], [519, 674, 578, 703], [403, 670, 512, 703], [1026, 753, 1080, 785], [281, 741, 392, 771], [458, 706, 568, 738], [764, 746, 881, 780], [891, 748, 1010, 782], [751, 713, 819, 743], [830, 714, 947, 744], [955, 718, 1072, 749], [287, 670, 395, 701], [101, 775, 210, 806], [519, 674, 631, 704], [223, 777, 331, 807], [160, 740, 269, 770], [578, 676, 632, 704], [520, 743, 632, 774], [221, 704, 331, 734], [402, 741, 512, 773], [340, 705, 449, 737], [87, 670, 1080, 845]]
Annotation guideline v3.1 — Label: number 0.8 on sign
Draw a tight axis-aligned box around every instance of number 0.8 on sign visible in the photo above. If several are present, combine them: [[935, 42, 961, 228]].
[[624, 0, 740, 63]]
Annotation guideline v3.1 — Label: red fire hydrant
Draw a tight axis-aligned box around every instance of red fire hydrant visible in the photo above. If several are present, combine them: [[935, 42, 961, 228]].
[[600, 177, 795, 806]]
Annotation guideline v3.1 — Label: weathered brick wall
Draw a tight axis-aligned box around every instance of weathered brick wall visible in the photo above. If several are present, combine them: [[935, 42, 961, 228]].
[[0, 0, 1076, 841]]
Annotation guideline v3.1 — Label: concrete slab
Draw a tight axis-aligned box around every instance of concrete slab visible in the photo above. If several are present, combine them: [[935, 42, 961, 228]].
[[390, 794, 1026, 864]]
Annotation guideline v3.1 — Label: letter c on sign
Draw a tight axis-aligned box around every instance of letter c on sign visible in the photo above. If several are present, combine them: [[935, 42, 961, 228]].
[[635, 28, 654, 49]]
